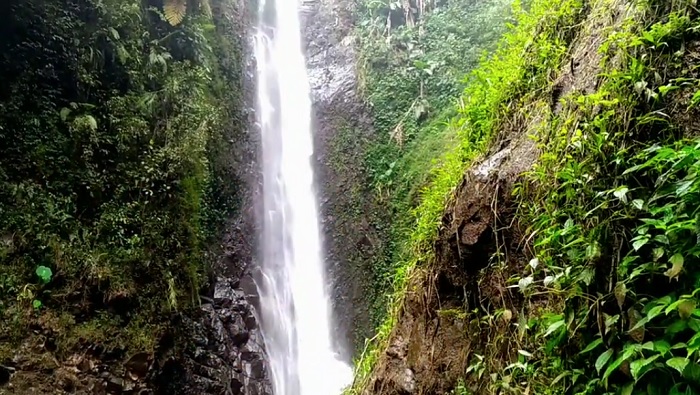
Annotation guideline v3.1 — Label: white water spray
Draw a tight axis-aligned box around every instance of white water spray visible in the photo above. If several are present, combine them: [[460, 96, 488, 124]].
[[253, 0, 354, 393]]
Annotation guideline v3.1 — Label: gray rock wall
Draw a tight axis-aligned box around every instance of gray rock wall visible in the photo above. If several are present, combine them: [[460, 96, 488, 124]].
[[300, 0, 383, 356], [155, 0, 273, 393]]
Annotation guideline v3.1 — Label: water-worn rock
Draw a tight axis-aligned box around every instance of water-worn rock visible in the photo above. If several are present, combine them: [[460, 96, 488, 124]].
[[154, 278, 272, 395], [301, 0, 381, 356]]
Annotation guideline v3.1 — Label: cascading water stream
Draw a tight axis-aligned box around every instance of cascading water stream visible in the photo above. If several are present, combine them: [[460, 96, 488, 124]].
[[253, 0, 353, 394]]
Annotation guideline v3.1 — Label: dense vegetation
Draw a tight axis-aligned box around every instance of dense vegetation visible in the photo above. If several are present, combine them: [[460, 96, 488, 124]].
[[0, 0, 244, 363], [514, 3, 700, 393], [349, 0, 700, 394], [346, 0, 515, 332]]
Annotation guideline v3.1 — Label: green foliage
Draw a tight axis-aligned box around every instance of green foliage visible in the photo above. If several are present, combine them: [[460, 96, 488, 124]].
[[349, 0, 586, 391], [496, 3, 700, 394], [354, 0, 515, 336], [35, 266, 53, 284], [163, 0, 212, 26], [0, 0, 243, 358]]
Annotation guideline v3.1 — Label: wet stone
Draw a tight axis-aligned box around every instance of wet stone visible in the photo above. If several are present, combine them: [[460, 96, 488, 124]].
[[0, 365, 13, 386], [125, 353, 150, 379], [105, 376, 124, 394], [244, 313, 258, 330]]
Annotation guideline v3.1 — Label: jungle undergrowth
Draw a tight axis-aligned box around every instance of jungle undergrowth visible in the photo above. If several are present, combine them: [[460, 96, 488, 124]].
[[351, 0, 515, 345], [0, 0, 244, 362], [348, 0, 587, 391], [500, 2, 700, 394]]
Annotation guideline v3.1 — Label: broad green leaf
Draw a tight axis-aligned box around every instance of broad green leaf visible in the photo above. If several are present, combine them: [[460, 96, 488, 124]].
[[629, 315, 649, 332], [578, 267, 595, 286], [666, 299, 685, 315], [628, 308, 645, 342], [689, 318, 700, 332], [682, 361, 700, 382], [596, 349, 613, 374], [666, 253, 684, 280], [614, 186, 629, 203], [653, 340, 671, 355], [672, 342, 688, 349], [667, 320, 688, 335], [647, 304, 666, 320], [582, 338, 603, 354], [59, 107, 71, 121], [586, 243, 601, 260], [544, 320, 565, 337], [679, 300, 696, 319], [85, 115, 98, 131], [32, 299, 42, 309], [551, 371, 570, 386], [633, 237, 649, 251], [109, 27, 120, 40], [676, 180, 694, 196], [652, 247, 665, 261], [603, 345, 638, 379], [630, 355, 660, 380], [670, 253, 684, 266], [667, 357, 689, 375], [615, 282, 627, 310], [669, 383, 687, 395], [654, 234, 670, 244], [687, 332, 700, 355], [632, 199, 644, 210]]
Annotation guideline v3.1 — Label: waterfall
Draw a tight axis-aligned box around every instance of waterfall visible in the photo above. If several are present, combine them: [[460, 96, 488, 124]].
[[253, 0, 353, 394]]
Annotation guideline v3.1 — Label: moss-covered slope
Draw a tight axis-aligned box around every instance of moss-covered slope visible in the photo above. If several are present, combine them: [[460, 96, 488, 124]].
[[349, 0, 700, 394], [0, 0, 250, 390]]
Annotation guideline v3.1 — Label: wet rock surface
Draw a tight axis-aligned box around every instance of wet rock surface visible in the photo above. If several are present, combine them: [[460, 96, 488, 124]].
[[301, 0, 383, 355], [0, 284, 272, 395], [153, 279, 272, 395]]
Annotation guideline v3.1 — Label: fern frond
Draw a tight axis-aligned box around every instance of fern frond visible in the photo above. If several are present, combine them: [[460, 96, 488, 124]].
[[200, 0, 212, 18], [164, 0, 187, 26]]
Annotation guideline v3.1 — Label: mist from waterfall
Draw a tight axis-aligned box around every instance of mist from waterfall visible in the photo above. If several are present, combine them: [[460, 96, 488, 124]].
[[252, 0, 353, 393]]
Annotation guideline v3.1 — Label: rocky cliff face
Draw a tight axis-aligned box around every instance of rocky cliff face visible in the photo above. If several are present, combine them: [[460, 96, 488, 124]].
[[161, 0, 273, 393], [1, 0, 272, 393], [300, 0, 383, 355], [97, 0, 275, 390], [152, 279, 271, 395]]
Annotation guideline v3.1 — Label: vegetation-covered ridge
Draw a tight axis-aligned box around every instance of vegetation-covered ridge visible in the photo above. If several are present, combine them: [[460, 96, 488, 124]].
[[0, 0, 246, 375], [338, 0, 514, 346], [349, 0, 700, 393], [348, 0, 583, 389]]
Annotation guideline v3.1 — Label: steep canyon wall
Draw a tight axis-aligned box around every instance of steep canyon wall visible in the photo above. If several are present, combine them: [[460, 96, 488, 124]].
[[0, 0, 273, 393], [301, 0, 387, 356]]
